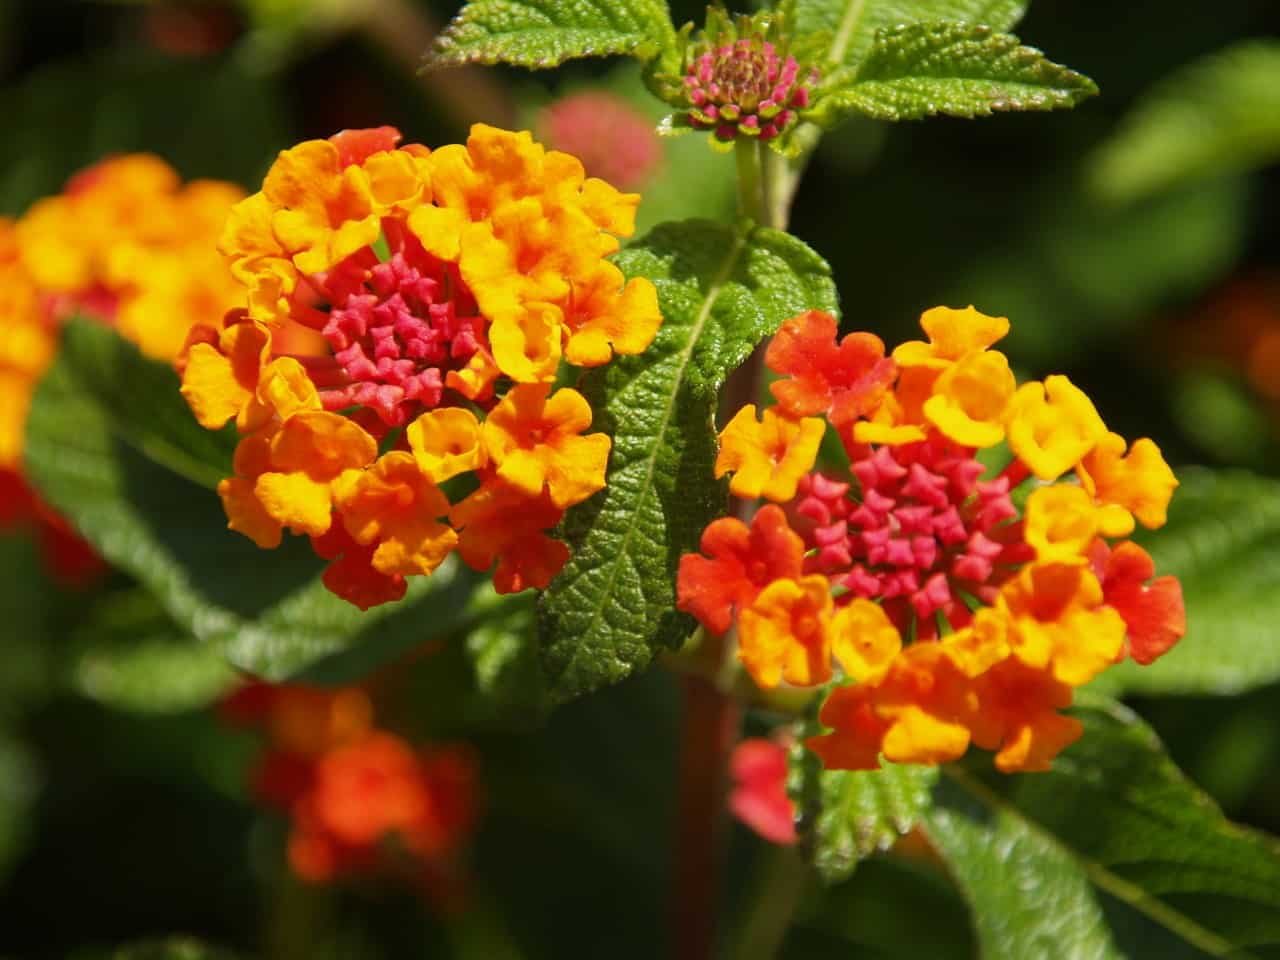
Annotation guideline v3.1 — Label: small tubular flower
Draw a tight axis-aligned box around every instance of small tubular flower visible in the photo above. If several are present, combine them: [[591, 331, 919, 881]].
[[265, 412, 376, 526], [676, 504, 805, 635], [183, 124, 666, 607], [1022, 485, 1099, 565], [450, 479, 570, 594], [682, 303, 1185, 775], [1091, 540, 1186, 665], [765, 310, 896, 424], [969, 657, 1082, 773], [333, 452, 458, 577], [1007, 375, 1107, 481], [738, 575, 835, 688], [829, 598, 901, 684], [1077, 432, 1178, 533], [406, 407, 486, 483], [808, 644, 975, 770], [998, 562, 1125, 686], [312, 523, 408, 610], [922, 349, 1015, 448], [716, 405, 824, 502], [481, 383, 611, 509], [893, 305, 1010, 369]]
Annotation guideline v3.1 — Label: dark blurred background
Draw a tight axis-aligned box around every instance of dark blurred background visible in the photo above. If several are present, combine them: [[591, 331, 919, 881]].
[[1, 0, 1279, 957]]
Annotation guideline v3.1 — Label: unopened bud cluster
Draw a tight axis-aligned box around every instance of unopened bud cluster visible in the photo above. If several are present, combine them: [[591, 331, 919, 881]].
[[684, 32, 815, 143]]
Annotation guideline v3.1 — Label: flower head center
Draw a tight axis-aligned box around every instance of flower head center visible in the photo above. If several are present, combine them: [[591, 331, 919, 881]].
[[793, 437, 1027, 633], [316, 232, 486, 428]]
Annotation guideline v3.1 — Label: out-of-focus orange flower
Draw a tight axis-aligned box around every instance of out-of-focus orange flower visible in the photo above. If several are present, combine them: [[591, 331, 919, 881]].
[[679, 304, 1186, 775], [0, 220, 55, 472], [182, 124, 664, 607], [15, 154, 243, 360], [221, 681, 478, 895], [1, 156, 244, 583]]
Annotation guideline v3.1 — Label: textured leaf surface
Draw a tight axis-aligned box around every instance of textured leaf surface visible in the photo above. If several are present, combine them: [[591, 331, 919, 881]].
[[428, 0, 675, 69], [1089, 41, 1280, 204], [537, 221, 838, 703], [25, 321, 490, 681], [790, 738, 938, 884], [927, 695, 1280, 958], [784, 0, 1027, 68], [813, 22, 1097, 124], [1092, 469, 1280, 698]]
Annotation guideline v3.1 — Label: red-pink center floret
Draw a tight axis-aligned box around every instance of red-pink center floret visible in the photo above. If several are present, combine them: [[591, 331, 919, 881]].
[[684, 39, 814, 142], [792, 438, 1025, 631], [316, 237, 485, 428]]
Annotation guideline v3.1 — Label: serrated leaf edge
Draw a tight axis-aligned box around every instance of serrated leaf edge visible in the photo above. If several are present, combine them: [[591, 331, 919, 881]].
[[539, 225, 750, 696]]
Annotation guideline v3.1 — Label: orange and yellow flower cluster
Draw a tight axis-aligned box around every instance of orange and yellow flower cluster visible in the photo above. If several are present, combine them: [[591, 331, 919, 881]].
[[0, 155, 243, 580], [180, 124, 661, 608], [678, 307, 1186, 773], [220, 681, 477, 893]]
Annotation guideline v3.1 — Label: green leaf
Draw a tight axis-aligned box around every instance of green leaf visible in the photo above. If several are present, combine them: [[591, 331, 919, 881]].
[[466, 593, 548, 720], [812, 22, 1097, 124], [537, 221, 838, 704], [789, 738, 938, 884], [24, 321, 491, 682], [927, 695, 1280, 958], [926, 779, 1128, 959], [1091, 469, 1280, 698], [784, 0, 1028, 68], [69, 590, 237, 714], [427, 0, 676, 70], [1088, 41, 1280, 204]]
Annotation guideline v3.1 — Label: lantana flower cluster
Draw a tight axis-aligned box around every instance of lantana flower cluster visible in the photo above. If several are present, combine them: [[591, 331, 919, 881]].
[[179, 124, 662, 609], [678, 307, 1186, 773], [221, 681, 477, 894], [0, 156, 243, 581]]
